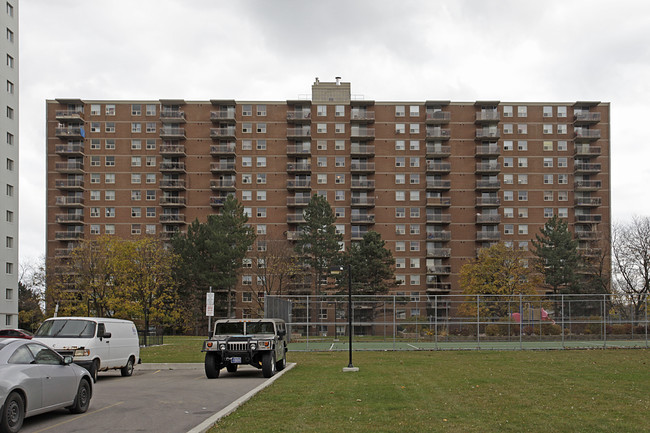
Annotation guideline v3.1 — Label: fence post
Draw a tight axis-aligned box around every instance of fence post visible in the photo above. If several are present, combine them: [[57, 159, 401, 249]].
[[519, 294, 523, 350], [434, 295, 438, 350], [646, 297, 648, 349], [392, 295, 396, 350], [306, 295, 310, 351], [603, 294, 607, 349], [561, 294, 565, 349], [476, 295, 480, 349]]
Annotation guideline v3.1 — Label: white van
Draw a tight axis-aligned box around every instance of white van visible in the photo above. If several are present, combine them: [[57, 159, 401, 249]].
[[34, 317, 141, 382]]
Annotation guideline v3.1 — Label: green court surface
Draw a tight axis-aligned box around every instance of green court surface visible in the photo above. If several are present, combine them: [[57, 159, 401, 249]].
[[288, 338, 650, 351]]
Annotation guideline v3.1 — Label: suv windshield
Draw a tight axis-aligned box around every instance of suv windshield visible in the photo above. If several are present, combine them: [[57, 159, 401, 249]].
[[246, 322, 275, 335], [215, 322, 244, 335], [34, 320, 97, 338]]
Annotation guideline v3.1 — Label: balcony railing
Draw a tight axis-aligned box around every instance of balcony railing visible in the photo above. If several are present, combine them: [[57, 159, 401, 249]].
[[160, 127, 186, 138], [286, 163, 311, 172], [286, 231, 301, 241], [427, 266, 451, 275], [350, 111, 375, 122], [476, 197, 500, 206], [159, 162, 186, 172], [159, 196, 186, 206], [475, 145, 500, 156], [287, 127, 311, 138], [426, 162, 451, 172], [350, 128, 375, 139], [55, 110, 84, 121], [476, 214, 501, 224], [575, 146, 601, 157], [350, 162, 375, 172], [210, 111, 236, 122], [160, 179, 187, 189], [427, 248, 451, 258], [55, 214, 84, 224], [286, 145, 311, 155], [351, 230, 370, 240], [425, 111, 451, 124], [287, 196, 311, 206], [426, 283, 452, 293], [210, 127, 236, 138], [426, 145, 451, 157], [55, 179, 84, 189], [426, 180, 452, 189], [210, 144, 236, 155], [575, 129, 601, 140], [55, 231, 84, 241], [426, 197, 451, 207], [574, 163, 601, 172], [351, 197, 375, 206], [350, 179, 375, 189], [426, 231, 451, 241], [210, 162, 236, 172], [574, 180, 602, 190], [286, 179, 311, 189], [350, 144, 375, 155], [160, 110, 186, 122], [575, 214, 602, 223], [475, 111, 500, 123], [476, 180, 501, 189], [160, 214, 186, 223], [475, 162, 501, 172], [351, 214, 375, 224], [426, 214, 452, 224], [286, 111, 312, 121], [475, 129, 500, 140], [287, 214, 307, 224], [160, 145, 186, 156], [574, 112, 601, 123], [575, 230, 600, 240], [55, 144, 84, 155], [476, 232, 501, 241], [574, 197, 602, 206], [55, 196, 84, 206], [210, 196, 232, 207], [55, 162, 84, 172], [425, 128, 451, 139], [210, 179, 235, 189], [55, 127, 84, 138]]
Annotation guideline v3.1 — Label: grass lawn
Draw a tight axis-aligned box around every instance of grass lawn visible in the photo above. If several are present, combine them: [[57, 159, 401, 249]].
[[141, 338, 650, 432]]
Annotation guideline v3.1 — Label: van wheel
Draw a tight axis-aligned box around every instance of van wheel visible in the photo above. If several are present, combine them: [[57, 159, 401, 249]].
[[121, 357, 135, 377], [68, 379, 91, 414], [204, 352, 220, 379], [89, 360, 99, 383], [1, 392, 24, 433]]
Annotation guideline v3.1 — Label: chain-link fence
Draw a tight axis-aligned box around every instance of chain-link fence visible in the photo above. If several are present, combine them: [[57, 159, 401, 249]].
[[268, 294, 649, 351]]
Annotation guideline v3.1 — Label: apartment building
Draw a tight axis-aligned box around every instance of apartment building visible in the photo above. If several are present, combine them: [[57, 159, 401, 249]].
[[1, 0, 17, 329], [46, 78, 610, 319]]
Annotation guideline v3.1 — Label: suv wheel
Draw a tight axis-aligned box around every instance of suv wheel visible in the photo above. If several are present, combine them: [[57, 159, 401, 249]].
[[204, 352, 220, 379], [276, 354, 286, 371], [262, 352, 276, 378]]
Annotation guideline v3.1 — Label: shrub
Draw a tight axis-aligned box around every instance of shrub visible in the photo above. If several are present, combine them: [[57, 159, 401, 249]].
[[542, 323, 562, 335]]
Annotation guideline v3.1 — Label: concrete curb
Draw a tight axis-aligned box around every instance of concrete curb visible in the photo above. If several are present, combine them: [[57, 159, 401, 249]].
[[186, 362, 297, 433]]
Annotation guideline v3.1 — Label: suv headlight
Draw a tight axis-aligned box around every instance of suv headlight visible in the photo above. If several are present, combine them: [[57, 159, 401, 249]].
[[219, 343, 226, 350], [250, 342, 257, 350], [258, 340, 271, 348]]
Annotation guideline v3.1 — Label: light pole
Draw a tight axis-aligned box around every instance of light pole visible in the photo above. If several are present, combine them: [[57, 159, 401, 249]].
[[343, 263, 359, 372]]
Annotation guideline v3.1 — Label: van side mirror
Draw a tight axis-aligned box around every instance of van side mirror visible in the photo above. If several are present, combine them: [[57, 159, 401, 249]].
[[102, 332, 112, 339]]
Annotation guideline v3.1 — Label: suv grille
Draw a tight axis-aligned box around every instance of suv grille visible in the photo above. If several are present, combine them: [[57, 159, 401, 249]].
[[227, 342, 248, 352]]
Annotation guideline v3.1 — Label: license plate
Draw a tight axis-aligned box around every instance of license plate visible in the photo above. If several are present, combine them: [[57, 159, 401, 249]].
[[231, 357, 242, 364]]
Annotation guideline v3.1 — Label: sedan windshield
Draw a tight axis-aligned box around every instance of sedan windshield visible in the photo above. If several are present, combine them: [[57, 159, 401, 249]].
[[34, 320, 97, 338]]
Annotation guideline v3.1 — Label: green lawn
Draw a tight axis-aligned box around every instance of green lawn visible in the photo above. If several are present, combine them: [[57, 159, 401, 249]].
[[141, 338, 650, 433]]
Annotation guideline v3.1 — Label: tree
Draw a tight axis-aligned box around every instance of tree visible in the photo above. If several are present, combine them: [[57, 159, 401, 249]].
[[532, 216, 584, 295], [172, 196, 255, 328], [294, 194, 343, 295], [612, 217, 650, 321], [337, 231, 396, 295], [18, 260, 45, 331], [459, 243, 541, 317]]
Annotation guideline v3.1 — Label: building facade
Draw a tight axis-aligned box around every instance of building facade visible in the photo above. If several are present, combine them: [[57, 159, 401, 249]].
[[46, 79, 610, 319], [1, 0, 18, 329]]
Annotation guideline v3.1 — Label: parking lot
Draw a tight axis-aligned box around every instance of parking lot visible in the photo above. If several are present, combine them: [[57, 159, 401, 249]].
[[18, 363, 293, 433]]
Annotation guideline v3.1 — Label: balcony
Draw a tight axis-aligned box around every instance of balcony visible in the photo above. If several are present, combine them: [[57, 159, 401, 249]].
[[476, 180, 500, 190], [426, 162, 451, 173], [476, 197, 500, 207], [350, 144, 375, 156], [286, 145, 311, 156], [210, 162, 236, 173], [55, 196, 84, 207], [159, 196, 186, 207], [426, 214, 452, 224], [475, 162, 501, 174], [55, 110, 84, 122], [426, 248, 451, 258], [350, 111, 375, 122], [574, 146, 601, 157], [575, 230, 600, 240], [55, 231, 84, 241], [475, 111, 500, 123], [286, 111, 312, 122], [161, 229, 182, 240], [351, 214, 375, 224], [426, 145, 451, 157], [55, 179, 84, 190], [286, 162, 311, 173], [476, 214, 501, 224], [577, 247, 602, 258], [425, 128, 451, 140], [475, 129, 500, 140], [160, 127, 186, 139], [287, 214, 307, 224], [55, 127, 84, 139], [426, 180, 451, 190], [426, 231, 451, 241], [287, 196, 311, 206], [286, 179, 311, 189], [575, 197, 602, 207], [350, 128, 375, 140], [210, 111, 236, 122], [574, 112, 601, 124], [160, 110, 186, 123], [55, 248, 74, 259], [574, 163, 601, 173], [160, 162, 186, 172], [351, 197, 375, 207], [425, 111, 451, 124], [475, 145, 500, 156], [427, 265, 451, 276], [426, 197, 451, 207], [55, 144, 84, 156], [287, 127, 311, 138], [350, 162, 375, 172], [210, 127, 236, 139], [210, 196, 232, 207], [160, 179, 187, 190], [210, 179, 235, 190], [160, 144, 186, 156], [574, 180, 602, 191], [575, 214, 602, 224], [210, 143, 236, 155], [55, 214, 84, 224], [54, 161, 84, 173], [350, 179, 375, 189], [575, 129, 601, 141], [351, 229, 369, 240], [286, 231, 301, 241], [160, 214, 186, 224], [476, 232, 500, 241], [426, 283, 452, 294]]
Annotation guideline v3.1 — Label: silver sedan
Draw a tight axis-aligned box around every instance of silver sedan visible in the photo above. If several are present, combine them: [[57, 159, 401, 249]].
[[0, 338, 92, 433]]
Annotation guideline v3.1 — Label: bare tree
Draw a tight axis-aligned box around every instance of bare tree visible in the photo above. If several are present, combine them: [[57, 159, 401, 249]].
[[612, 217, 650, 321]]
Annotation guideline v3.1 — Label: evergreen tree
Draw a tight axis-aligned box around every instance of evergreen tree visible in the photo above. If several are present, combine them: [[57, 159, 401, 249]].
[[338, 231, 396, 295], [531, 215, 583, 295]]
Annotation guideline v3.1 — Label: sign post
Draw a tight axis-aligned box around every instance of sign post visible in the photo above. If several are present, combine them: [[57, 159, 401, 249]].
[[206, 287, 214, 336]]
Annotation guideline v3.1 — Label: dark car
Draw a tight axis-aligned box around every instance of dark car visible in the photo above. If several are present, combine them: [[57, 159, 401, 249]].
[[0, 329, 33, 339]]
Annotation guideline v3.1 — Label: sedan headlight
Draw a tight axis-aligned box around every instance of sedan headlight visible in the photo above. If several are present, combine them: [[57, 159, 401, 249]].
[[74, 349, 90, 357]]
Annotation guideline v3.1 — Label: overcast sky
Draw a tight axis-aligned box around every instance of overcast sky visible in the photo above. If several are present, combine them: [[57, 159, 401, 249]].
[[18, 0, 650, 262]]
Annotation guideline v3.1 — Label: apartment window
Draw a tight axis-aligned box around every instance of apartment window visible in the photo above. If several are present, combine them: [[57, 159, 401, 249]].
[[544, 157, 553, 168], [145, 122, 156, 133], [503, 105, 513, 117], [544, 174, 553, 185], [317, 124, 327, 133], [395, 207, 406, 218], [6, 54, 13, 68], [131, 139, 142, 150], [257, 224, 267, 235], [410, 241, 420, 252], [395, 191, 405, 201], [146, 104, 156, 116], [335, 157, 345, 167], [396, 224, 406, 235], [105, 122, 115, 133], [395, 242, 405, 252], [395, 258, 405, 269], [518, 191, 528, 201], [518, 225, 528, 235], [335, 105, 345, 116], [410, 174, 420, 185], [88, 139, 99, 150], [335, 174, 345, 184], [240, 140, 252, 151], [242, 105, 252, 116], [558, 191, 568, 201], [90, 225, 100, 235], [503, 140, 513, 151], [242, 123, 252, 133], [105, 225, 115, 235], [558, 157, 568, 168], [146, 207, 156, 217], [316, 140, 327, 151], [504, 224, 514, 235], [131, 224, 141, 235], [335, 207, 345, 218], [334, 224, 345, 235], [503, 158, 513, 168], [410, 124, 420, 134], [542, 140, 553, 151], [105, 105, 116, 116], [131, 104, 141, 116], [409, 191, 420, 201], [395, 124, 406, 134], [256, 105, 266, 116], [5, 158, 13, 171], [410, 157, 420, 168], [395, 106, 405, 116], [105, 207, 115, 218], [504, 208, 514, 218], [131, 156, 141, 167], [256, 123, 266, 133], [6, 80, 13, 94], [242, 191, 252, 201], [256, 173, 266, 184], [395, 140, 405, 151], [410, 208, 420, 218], [544, 191, 554, 201], [256, 157, 266, 167], [317, 105, 327, 116], [105, 190, 116, 201], [518, 208, 528, 218], [335, 140, 345, 150], [131, 123, 141, 133], [257, 240, 267, 252], [517, 106, 527, 117], [317, 174, 327, 184], [5, 106, 12, 119], [558, 208, 569, 218], [543, 124, 553, 135], [105, 173, 115, 184], [145, 139, 156, 150], [243, 207, 252, 218], [504, 191, 513, 201], [5, 236, 12, 248], [518, 158, 528, 168], [6, 2, 13, 17], [90, 156, 100, 167], [395, 157, 405, 167], [558, 174, 568, 185], [518, 174, 528, 184], [557, 106, 567, 117], [503, 174, 513, 184], [557, 124, 567, 134], [410, 140, 420, 151], [519, 241, 529, 251], [410, 224, 420, 235], [256, 139, 266, 151], [335, 123, 345, 133], [104, 139, 115, 150], [145, 225, 156, 235], [145, 190, 155, 200], [410, 258, 421, 269], [395, 174, 405, 184], [256, 190, 266, 201], [518, 141, 527, 151], [6, 132, 12, 145], [410, 106, 420, 116], [558, 140, 568, 151], [503, 124, 513, 134], [90, 190, 100, 201], [543, 106, 553, 117], [146, 156, 156, 167], [131, 207, 141, 218], [317, 156, 327, 168], [242, 156, 252, 167], [517, 124, 527, 134], [5, 184, 12, 196]]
